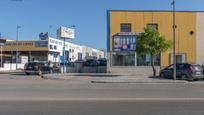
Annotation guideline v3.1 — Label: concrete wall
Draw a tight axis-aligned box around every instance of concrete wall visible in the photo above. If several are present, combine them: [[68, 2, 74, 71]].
[[196, 13, 204, 65], [0, 63, 25, 71], [65, 66, 107, 73], [108, 66, 160, 76]]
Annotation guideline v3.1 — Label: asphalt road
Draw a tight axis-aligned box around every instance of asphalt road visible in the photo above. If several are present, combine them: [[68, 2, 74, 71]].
[[1, 100, 204, 115], [1, 72, 204, 114]]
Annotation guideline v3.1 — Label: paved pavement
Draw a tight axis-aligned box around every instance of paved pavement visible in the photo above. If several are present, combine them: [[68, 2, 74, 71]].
[[43, 73, 188, 83], [1, 100, 204, 115]]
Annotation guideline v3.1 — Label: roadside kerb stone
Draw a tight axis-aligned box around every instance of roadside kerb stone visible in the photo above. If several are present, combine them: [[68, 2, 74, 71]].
[[41, 74, 75, 80], [91, 76, 187, 83]]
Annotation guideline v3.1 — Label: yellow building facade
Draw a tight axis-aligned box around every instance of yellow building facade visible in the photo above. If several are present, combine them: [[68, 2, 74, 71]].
[[107, 10, 204, 67]]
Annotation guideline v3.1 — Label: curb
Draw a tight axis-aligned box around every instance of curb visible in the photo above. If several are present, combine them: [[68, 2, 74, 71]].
[[91, 80, 187, 84]]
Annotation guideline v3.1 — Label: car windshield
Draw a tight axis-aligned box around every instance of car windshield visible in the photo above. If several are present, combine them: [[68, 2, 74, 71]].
[[192, 64, 202, 70], [27, 62, 38, 66]]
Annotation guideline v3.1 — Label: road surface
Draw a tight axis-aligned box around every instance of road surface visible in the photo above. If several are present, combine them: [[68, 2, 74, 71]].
[[0, 72, 204, 114]]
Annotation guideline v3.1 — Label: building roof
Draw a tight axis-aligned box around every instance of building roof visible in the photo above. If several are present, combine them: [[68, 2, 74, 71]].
[[108, 10, 204, 13]]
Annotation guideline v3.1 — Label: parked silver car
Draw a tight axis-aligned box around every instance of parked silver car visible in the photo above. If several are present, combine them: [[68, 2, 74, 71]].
[[159, 63, 204, 81]]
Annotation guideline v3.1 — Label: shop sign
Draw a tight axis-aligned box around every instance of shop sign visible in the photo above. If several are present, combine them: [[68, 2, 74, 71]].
[[113, 35, 137, 52], [5, 41, 34, 46], [35, 41, 48, 47], [39, 32, 49, 40], [57, 26, 75, 39]]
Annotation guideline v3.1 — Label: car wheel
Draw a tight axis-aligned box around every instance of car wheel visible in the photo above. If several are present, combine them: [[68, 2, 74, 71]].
[[38, 70, 42, 76], [25, 72, 30, 75], [160, 73, 165, 78]]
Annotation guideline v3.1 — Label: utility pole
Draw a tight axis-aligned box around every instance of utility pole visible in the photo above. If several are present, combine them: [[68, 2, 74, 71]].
[[0, 32, 2, 67], [63, 37, 66, 73], [62, 25, 75, 73], [16, 25, 21, 70], [172, 0, 177, 80]]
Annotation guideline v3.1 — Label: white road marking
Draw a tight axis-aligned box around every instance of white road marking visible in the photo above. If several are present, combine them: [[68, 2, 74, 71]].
[[1, 98, 204, 101]]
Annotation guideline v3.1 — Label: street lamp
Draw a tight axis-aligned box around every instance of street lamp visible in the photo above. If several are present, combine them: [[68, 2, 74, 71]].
[[172, 0, 177, 80], [62, 25, 75, 73], [0, 32, 2, 67], [16, 25, 21, 70]]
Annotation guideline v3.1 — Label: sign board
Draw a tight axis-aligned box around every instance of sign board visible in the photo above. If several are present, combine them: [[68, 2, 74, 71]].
[[5, 41, 34, 46], [57, 26, 75, 39], [117, 32, 140, 36], [113, 35, 137, 52], [35, 41, 48, 47], [39, 32, 48, 40]]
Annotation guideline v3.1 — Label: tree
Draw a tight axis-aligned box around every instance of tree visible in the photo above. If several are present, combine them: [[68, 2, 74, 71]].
[[137, 28, 172, 77]]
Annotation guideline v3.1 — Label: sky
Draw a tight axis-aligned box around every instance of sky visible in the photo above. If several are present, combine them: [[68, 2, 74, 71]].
[[0, 0, 204, 50]]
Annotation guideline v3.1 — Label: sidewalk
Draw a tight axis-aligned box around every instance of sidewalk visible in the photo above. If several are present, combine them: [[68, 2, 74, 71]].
[[42, 73, 187, 83], [0, 70, 23, 74]]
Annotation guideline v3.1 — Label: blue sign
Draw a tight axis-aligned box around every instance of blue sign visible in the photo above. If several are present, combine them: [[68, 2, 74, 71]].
[[35, 41, 48, 47], [39, 32, 48, 40]]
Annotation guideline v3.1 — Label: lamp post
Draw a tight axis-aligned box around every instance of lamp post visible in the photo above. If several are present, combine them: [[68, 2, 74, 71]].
[[0, 32, 2, 67], [172, 0, 177, 80], [62, 25, 75, 73], [16, 25, 21, 70]]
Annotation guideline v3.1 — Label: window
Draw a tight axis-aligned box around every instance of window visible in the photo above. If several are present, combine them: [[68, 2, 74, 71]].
[[137, 54, 160, 66], [49, 45, 53, 49], [112, 52, 135, 66], [120, 23, 131, 32], [54, 45, 57, 50], [113, 35, 136, 51], [147, 23, 158, 30]]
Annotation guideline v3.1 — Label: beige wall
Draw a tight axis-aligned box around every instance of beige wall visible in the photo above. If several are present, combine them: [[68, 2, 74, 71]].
[[196, 13, 204, 65]]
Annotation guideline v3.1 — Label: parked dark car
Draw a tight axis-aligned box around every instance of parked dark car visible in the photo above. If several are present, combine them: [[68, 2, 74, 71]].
[[159, 63, 204, 81], [97, 58, 107, 66], [24, 62, 61, 75], [84, 59, 99, 66]]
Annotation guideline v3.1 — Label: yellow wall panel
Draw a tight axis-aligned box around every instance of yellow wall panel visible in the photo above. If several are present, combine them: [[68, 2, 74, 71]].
[[109, 11, 196, 67]]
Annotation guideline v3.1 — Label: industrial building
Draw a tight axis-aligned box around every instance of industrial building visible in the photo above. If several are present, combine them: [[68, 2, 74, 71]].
[[107, 10, 204, 68], [0, 36, 105, 70]]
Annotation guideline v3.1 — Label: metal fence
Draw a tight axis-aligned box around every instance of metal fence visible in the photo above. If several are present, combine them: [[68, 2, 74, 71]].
[[63, 62, 107, 73]]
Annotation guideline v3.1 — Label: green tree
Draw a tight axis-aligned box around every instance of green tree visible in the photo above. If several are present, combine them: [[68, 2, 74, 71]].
[[137, 28, 172, 77]]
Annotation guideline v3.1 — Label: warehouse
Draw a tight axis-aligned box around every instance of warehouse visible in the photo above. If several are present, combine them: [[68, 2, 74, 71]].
[[0, 36, 105, 70], [107, 10, 204, 68]]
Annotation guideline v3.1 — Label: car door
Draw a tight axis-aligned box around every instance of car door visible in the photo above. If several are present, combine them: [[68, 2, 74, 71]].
[[176, 64, 183, 78], [164, 65, 174, 78], [40, 62, 49, 73]]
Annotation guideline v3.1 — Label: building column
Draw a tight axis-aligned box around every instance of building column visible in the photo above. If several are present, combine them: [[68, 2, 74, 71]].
[[28, 51, 31, 62], [110, 52, 112, 67], [135, 52, 137, 66]]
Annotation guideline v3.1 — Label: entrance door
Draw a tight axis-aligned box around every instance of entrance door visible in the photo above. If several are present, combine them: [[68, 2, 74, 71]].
[[176, 55, 182, 63]]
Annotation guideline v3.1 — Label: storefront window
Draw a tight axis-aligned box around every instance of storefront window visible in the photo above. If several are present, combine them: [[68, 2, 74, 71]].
[[112, 52, 160, 66], [137, 54, 160, 66], [112, 52, 135, 66]]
